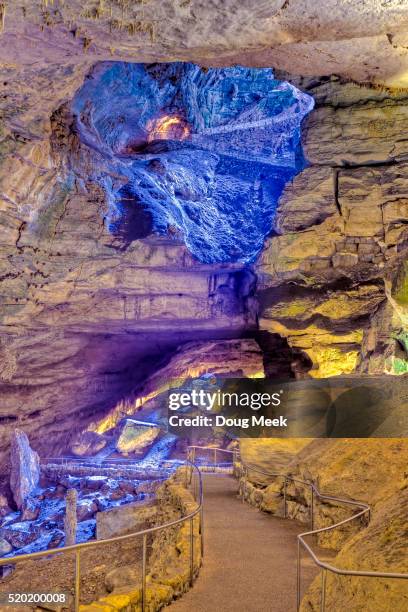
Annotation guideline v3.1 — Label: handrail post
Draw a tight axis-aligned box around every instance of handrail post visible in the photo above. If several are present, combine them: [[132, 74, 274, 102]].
[[283, 477, 287, 518], [200, 504, 204, 558], [190, 517, 194, 586], [310, 485, 314, 531], [320, 568, 327, 611], [75, 549, 80, 612], [297, 539, 301, 611], [142, 533, 147, 612], [242, 466, 247, 502]]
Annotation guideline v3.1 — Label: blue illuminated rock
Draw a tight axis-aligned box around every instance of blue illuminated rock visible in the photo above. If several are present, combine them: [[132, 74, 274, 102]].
[[10, 430, 40, 510], [73, 62, 314, 263]]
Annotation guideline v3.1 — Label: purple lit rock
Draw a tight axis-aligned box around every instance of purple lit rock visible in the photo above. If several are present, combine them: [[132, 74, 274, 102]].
[[21, 496, 40, 521], [0, 522, 40, 549], [10, 429, 40, 509], [0, 537, 12, 557]]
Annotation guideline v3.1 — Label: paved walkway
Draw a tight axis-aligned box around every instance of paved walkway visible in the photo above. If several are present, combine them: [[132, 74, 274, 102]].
[[171, 473, 324, 612]]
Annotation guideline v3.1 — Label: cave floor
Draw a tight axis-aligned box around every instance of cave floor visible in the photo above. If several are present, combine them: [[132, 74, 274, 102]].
[[171, 473, 331, 612]]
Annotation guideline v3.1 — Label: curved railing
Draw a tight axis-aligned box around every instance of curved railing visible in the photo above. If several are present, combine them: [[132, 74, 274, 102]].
[[0, 459, 203, 612], [189, 445, 408, 611], [187, 445, 237, 468]]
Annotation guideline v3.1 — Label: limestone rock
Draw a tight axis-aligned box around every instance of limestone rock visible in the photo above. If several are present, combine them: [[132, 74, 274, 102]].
[[9, 430, 40, 510], [47, 529, 65, 550], [105, 566, 140, 593], [2, 1, 408, 96], [0, 495, 12, 518], [294, 439, 408, 610], [0, 522, 40, 549], [0, 537, 12, 557], [21, 496, 40, 522], [116, 420, 161, 457], [274, 166, 337, 233], [96, 500, 157, 540], [70, 431, 109, 457], [76, 499, 98, 523], [303, 100, 408, 166]]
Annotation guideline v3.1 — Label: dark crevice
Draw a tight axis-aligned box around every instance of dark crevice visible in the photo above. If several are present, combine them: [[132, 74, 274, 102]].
[[333, 167, 342, 215]]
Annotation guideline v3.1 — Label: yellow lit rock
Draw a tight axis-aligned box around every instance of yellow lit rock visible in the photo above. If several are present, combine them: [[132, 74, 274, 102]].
[[305, 347, 360, 378]]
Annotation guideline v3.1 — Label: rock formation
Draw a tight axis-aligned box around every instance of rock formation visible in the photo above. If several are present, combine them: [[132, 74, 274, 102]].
[[0, 4, 407, 469], [2, 1, 408, 88], [64, 487, 78, 547], [9, 429, 40, 509], [0, 4, 407, 610], [115, 420, 161, 456], [257, 77, 408, 378]]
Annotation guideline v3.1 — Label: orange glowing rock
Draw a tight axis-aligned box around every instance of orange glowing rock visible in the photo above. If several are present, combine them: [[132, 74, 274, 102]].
[[147, 114, 190, 141]]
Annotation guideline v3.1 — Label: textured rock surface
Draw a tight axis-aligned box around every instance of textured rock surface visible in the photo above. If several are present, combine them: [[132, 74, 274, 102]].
[[115, 420, 160, 456], [257, 79, 408, 377], [71, 62, 312, 264], [2, 1, 408, 89], [301, 487, 408, 611], [9, 430, 40, 509], [96, 499, 157, 540], [70, 431, 109, 457], [292, 439, 408, 611]]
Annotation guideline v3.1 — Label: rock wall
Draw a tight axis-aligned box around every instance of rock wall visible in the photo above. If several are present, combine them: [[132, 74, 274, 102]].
[[3, 74, 408, 467], [0, 94, 259, 469], [257, 77, 408, 377], [1, 20, 408, 472]]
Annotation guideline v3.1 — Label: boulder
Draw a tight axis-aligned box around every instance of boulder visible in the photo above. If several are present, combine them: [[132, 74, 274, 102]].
[[0, 537, 12, 557], [101, 479, 123, 500], [274, 166, 337, 233], [21, 497, 40, 521], [80, 476, 108, 492], [10, 429, 40, 509], [59, 475, 81, 489], [0, 494, 12, 518], [76, 499, 98, 522], [105, 566, 140, 593], [76, 519, 96, 543], [47, 529, 65, 549], [0, 522, 40, 549], [96, 500, 157, 541], [118, 479, 135, 494], [70, 431, 109, 457], [116, 420, 161, 456]]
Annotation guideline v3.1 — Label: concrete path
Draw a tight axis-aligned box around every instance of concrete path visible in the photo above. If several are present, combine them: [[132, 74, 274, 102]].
[[171, 473, 324, 612]]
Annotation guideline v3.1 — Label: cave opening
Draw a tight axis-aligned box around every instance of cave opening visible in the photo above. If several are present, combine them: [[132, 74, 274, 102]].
[[72, 61, 314, 261]]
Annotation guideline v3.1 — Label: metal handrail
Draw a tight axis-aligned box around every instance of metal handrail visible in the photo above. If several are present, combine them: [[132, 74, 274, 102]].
[[187, 445, 236, 468], [189, 446, 408, 611], [0, 460, 203, 612]]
